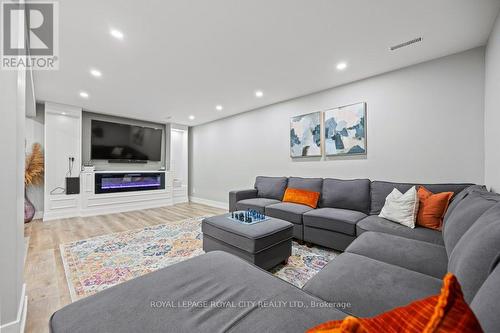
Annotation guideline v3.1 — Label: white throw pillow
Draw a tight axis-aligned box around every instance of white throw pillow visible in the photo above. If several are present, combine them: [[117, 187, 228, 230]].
[[379, 186, 419, 228]]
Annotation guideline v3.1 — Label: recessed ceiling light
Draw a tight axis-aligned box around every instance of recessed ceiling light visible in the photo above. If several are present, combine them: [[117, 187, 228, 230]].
[[255, 90, 264, 98], [110, 29, 124, 40], [61, 112, 66, 115], [215, 105, 223, 111], [336, 62, 347, 70], [79, 91, 89, 99], [189, 115, 195, 120], [90, 69, 102, 77]]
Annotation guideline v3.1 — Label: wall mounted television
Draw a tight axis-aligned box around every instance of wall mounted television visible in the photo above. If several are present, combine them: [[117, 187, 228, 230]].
[[91, 120, 163, 162]]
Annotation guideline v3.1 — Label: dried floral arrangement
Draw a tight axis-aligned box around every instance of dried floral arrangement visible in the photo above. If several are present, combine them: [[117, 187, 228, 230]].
[[25, 143, 44, 186]]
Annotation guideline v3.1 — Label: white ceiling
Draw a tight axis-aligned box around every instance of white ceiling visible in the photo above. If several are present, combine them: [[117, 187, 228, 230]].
[[34, 0, 500, 126]]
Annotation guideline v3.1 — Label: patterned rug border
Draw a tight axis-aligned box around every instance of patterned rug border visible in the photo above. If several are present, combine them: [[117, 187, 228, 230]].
[[60, 242, 78, 301], [59, 215, 209, 302]]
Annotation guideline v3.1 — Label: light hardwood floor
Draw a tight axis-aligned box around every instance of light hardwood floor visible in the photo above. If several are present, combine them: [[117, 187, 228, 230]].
[[23, 202, 225, 333]]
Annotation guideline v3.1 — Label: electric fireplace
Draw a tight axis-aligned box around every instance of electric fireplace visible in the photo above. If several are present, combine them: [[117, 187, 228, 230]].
[[95, 172, 165, 194]]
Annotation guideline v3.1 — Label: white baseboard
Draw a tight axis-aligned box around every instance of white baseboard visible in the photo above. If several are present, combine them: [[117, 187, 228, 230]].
[[33, 211, 43, 220], [173, 196, 189, 204], [0, 283, 27, 333], [42, 209, 80, 221], [189, 196, 228, 210]]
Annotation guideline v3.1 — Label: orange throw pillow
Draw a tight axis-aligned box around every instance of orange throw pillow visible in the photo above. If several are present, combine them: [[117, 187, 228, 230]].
[[282, 188, 320, 208], [307, 273, 483, 333], [417, 186, 453, 230]]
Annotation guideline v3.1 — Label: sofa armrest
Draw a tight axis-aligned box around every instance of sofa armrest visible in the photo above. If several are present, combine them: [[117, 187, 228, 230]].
[[229, 189, 258, 212]]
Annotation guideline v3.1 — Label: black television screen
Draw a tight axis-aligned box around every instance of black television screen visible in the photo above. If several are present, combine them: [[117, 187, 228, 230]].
[[91, 120, 163, 162]]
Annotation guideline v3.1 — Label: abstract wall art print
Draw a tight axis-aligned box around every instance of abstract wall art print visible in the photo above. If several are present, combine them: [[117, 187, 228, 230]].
[[324, 102, 366, 156], [290, 111, 322, 157]]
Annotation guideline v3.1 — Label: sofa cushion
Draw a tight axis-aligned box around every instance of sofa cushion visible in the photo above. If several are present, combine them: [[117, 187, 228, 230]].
[[265, 202, 313, 225], [236, 198, 281, 213], [288, 177, 323, 193], [471, 263, 500, 333], [356, 215, 444, 245], [443, 190, 500, 256], [448, 202, 500, 302], [443, 185, 486, 224], [320, 178, 370, 214], [303, 252, 442, 317], [254, 176, 288, 200], [50, 251, 346, 333], [303, 208, 367, 236], [370, 181, 473, 215], [346, 232, 448, 279]]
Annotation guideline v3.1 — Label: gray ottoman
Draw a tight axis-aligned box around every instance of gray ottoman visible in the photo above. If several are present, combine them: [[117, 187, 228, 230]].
[[202, 213, 293, 270]]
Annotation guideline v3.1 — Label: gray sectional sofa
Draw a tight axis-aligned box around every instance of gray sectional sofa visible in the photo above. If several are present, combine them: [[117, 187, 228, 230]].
[[51, 182, 500, 333], [230, 176, 472, 250]]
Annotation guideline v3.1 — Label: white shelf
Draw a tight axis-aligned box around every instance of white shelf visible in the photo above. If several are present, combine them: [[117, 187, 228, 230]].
[[44, 103, 82, 221], [170, 124, 188, 203]]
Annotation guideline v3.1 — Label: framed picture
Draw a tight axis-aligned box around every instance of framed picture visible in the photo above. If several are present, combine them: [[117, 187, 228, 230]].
[[324, 102, 366, 156], [290, 111, 322, 157]]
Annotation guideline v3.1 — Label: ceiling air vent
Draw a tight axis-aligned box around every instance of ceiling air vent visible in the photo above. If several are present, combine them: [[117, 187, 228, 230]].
[[389, 37, 422, 51]]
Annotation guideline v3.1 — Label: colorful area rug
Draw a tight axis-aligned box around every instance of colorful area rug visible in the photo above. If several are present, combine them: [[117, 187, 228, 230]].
[[60, 217, 338, 301]]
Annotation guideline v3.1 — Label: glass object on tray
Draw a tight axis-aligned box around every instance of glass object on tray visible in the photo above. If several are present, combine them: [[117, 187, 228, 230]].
[[228, 210, 269, 224]]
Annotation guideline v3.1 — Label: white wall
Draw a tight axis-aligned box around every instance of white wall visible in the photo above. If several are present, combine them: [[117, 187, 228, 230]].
[[0, 65, 26, 330], [190, 48, 486, 204], [484, 12, 500, 192]]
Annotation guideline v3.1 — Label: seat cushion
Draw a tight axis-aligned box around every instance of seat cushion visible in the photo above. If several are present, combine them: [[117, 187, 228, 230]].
[[303, 208, 367, 236], [320, 178, 371, 214], [235, 198, 281, 213], [265, 202, 313, 224], [202, 214, 293, 253], [356, 215, 444, 245], [303, 252, 442, 317], [50, 251, 346, 333], [254, 176, 288, 200], [443, 189, 500, 256], [346, 232, 448, 279], [448, 202, 500, 302], [471, 262, 500, 333], [370, 181, 473, 215]]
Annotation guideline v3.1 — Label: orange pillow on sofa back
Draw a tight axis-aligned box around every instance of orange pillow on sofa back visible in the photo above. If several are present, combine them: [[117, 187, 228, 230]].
[[417, 186, 453, 230], [307, 273, 483, 333], [282, 188, 320, 208]]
